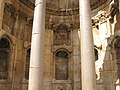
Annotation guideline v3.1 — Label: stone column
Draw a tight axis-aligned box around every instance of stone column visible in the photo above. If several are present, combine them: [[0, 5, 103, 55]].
[[119, 0, 120, 12], [79, 0, 96, 90], [0, 0, 5, 29], [28, 0, 46, 90]]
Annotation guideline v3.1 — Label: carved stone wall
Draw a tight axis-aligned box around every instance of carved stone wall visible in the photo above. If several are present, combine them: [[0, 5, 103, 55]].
[[0, 0, 120, 90], [0, 0, 33, 90]]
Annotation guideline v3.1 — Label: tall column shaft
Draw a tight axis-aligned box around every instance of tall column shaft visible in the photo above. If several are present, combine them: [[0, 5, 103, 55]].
[[119, 0, 120, 12], [0, 0, 5, 29], [79, 0, 96, 90], [28, 0, 46, 90]]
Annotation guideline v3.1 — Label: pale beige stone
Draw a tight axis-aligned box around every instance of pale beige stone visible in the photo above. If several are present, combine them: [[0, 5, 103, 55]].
[[79, 0, 96, 90], [0, 0, 120, 90], [28, 0, 46, 90]]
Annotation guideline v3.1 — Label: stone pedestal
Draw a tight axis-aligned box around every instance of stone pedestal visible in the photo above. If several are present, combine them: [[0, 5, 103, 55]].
[[79, 0, 96, 90], [28, 0, 46, 90]]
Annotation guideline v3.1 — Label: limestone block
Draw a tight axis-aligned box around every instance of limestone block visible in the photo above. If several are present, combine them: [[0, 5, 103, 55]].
[[72, 30, 80, 45], [72, 55, 81, 65], [96, 81, 104, 90], [16, 40, 24, 50], [73, 45, 80, 55], [0, 84, 11, 90], [44, 36, 51, 45], [103, 61, 112, 71], [44, 54, 52, 78], [21, 84, 28, 90], [44, 45, 52, 54], [72, 55, 81, 81], [110, 60, 115, 71], [103, 71, 113, 81], [43, 81, 51, 90], [16, 50, 23, 60], [103, 84, 115, 90], [73, 82, 81, 90]]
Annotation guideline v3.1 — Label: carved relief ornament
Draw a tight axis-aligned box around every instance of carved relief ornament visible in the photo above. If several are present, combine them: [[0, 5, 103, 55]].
[[92, 11, 108, 24]]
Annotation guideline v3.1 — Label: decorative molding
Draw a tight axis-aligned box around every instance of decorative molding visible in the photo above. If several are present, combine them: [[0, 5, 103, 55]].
[[19, 0, 34, 10], [52, 45, 73, 53], [46, 0, 108, 16], [23, 41, 31, 49], [0, 29, 16, 45], [45, 22, 80, 30], [4, 3, 17, 19], [92, 11, 108, 24], [46, 8, 79, 16], [90, 0, 108, 10]]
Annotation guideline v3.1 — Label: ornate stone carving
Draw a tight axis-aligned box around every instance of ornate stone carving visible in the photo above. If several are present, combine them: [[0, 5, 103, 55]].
[[52, 83, 72, 90], [45, 22, 80, 30], [24, 41, 31, 49], [52, 45, 73, 53], [92, 11, 108, 24], [90, 0, 108, 10], [53, 24, 71, 45], [2, 3, 17, 34], [19, 0, 34, 10], [4, 3, 16, 18], [46, 8, 79, 16], [46, 0, 108, 14], [57, 84, 71, 90]]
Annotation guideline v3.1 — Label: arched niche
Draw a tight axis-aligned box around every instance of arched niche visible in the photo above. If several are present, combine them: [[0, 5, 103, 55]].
[[0, 38, 10, 79], [54, 49, 69, 80]]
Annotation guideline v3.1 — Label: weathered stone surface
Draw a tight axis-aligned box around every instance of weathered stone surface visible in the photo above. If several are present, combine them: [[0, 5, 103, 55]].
[[0, 0, 120, 90]]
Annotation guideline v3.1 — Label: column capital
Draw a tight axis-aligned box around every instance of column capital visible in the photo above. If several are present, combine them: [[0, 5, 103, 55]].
[[35, 0, 46, 6]]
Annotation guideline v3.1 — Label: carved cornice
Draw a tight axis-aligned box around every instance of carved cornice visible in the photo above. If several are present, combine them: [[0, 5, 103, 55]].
[[52, 45, 73, 53], [18, 12, 33, 26], [4, 3, 17, 19], [46, 0, 108, 16], [92, 11, 108, 24], [45, 22, 80, 30], [18, 12, 28, 20], [19, 0, 34, 10], [92, 0, 119, 24], [5, 2, 34, 26], [46, 8, 79, 16], [90, 0, 108, 10]]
